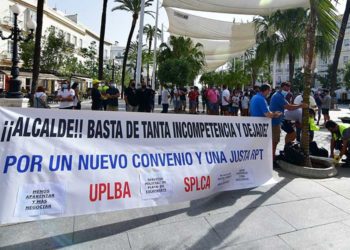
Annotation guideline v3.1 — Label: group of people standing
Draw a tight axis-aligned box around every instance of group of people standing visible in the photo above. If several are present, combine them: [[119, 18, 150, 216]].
[[34, 80, 81, 109], [249, 81, 338, 166]]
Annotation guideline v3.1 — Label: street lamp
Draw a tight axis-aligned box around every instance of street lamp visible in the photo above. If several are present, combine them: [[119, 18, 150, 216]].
[[106, 58, 120, 83], [0, 4, 36, 98]]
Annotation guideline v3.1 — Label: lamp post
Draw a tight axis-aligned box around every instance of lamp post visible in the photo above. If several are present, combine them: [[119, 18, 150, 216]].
[[106, 58, 120, 83], [0, 4, 36, 98]]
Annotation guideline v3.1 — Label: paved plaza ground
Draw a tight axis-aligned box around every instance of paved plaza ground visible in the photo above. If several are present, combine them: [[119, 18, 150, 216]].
[[1, 105, 350, 249]]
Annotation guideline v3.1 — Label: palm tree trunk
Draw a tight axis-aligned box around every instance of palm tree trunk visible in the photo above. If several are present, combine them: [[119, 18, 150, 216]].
[[31, 0, 45, 106], [147, 36, 152, 84], [301, 2, 317, 167], [330, 0, 350, 100], [121, 14, 138, 97], [98, 0, 108, 80], [288, 53, 295, 82]]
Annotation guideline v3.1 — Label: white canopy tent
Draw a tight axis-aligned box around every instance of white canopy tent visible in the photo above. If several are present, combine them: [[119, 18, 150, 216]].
[[163, 0, 309, 15], [166, 8, 256, 41]]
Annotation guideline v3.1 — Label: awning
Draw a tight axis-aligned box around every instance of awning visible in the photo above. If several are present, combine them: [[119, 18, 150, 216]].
[[166, 8, 255, 41], [163, 0, 309, 15], [0, 70, 60, 80]]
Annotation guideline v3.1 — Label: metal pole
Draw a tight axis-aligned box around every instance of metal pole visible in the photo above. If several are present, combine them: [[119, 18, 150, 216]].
[[273, 56, 277, 88], [233, 57, 236, 72], [112, 59, 115, 83], [7, 12, 22, 98], [136, 0, 145, 88], [151, 0, 159, 90], [161, 23, 164, 43]]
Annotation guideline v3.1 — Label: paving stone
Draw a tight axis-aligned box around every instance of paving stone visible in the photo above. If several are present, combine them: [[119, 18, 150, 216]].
[[280, 222, 350, 249], [323, 195, 350, 214], [231, 183, 299, 209], [0, 217, 74, 249], [226, 236, 291, 250], [205, 207, 295, 246], [127, 217, 222, 250], [318, 179, 350, 193], [269, 198, 349, 229], [73, 208, 158, 243], [61, 233, 130, 250], [282, 179, 336, 199], [153, 192, 241, 225]]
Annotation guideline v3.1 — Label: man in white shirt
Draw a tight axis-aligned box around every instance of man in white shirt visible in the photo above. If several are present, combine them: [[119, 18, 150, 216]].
[[57, 80, 75, 109], [293, 93, 317, 110], [161, 86, 170, 113], [221, 84, 231, 116]]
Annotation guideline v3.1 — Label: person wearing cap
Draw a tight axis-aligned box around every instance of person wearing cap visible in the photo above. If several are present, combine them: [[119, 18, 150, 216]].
[[57, 80, 75, 110], [91, 80, 102, 110], [269, 82, 308, 161]]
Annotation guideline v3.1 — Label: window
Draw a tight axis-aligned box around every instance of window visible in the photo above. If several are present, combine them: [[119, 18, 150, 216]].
[[66, 33, 71, 43], [73, 36, 77, 47], [0, 74, 5, 89], [344, 56, 349, 64], [79, 39, 83, 48], [58, 29, 64, 37], [345, 39, 350, 48], [7, 41, 13, 54]]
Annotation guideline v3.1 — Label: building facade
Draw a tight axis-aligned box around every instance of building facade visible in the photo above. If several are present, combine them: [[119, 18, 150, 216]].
[[0, 0, 113, 93], [274, 14, 350, 88]]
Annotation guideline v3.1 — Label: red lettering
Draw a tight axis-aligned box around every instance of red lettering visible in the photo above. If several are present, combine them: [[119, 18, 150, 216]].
[[201, 176, 206, 190], [183, 176, 211, 193], [90, 182, 132, 202], [124, 182, 131, 198], [99, 183, 106, 200], [89, 184, 97, 202], [107, 183, 113, 200], [115, 182, 122, 198], [184, 177, 190, 192]]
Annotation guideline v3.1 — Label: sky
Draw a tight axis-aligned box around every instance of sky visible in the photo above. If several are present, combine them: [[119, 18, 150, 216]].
[[47, 0, 347, 47]]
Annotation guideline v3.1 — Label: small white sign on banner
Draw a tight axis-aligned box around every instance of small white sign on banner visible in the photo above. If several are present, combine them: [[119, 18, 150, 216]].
[[14, 183, 65, 217], [140, 174, 173, 200]]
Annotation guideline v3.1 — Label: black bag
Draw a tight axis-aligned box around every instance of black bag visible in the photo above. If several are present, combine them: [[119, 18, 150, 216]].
[[76, 101, 82, 110], [309, 141, 328, 157], [284, 142, 306, 166]]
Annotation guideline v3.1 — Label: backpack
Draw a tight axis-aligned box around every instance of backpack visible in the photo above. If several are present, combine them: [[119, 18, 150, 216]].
[[283, 142, 306, 166], [309, 141, 328, 157]]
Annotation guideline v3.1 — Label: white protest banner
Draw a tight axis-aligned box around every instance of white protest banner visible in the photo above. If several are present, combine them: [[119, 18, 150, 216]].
[[0, 107, 274, 224]]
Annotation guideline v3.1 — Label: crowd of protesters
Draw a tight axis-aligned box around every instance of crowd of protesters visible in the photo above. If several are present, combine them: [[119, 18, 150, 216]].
[[33, 79, 333, 124]]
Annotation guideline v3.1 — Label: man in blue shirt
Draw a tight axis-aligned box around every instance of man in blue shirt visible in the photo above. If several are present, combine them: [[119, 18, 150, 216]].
[[270, 82, 307, 161], [250, 84, 281, 118]]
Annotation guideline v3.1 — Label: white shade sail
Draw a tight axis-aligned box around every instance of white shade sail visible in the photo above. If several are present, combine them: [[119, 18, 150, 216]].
[[163, 0, 309, 15], [190, 38, 255, 56], [205, 59, 228, 71], [166, 8, 255, 41]]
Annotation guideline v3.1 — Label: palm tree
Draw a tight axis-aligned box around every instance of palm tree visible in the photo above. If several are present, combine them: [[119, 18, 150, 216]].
[[98, 0, 108, 80], [301, 0, 338, 166], [111, 0, 154, 96], [254, 6, 336, 83], [158, 36, 205, 85], [143, 24, 161, 83], [330, 0, 350, 99], [31, 0, 45, 105], [254, 9, 307, 82]]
